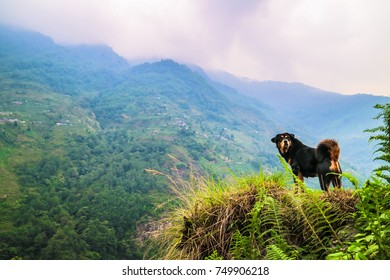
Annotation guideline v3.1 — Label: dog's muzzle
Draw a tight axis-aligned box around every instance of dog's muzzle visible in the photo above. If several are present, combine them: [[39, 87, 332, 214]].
[[280, 139, 290, 153]]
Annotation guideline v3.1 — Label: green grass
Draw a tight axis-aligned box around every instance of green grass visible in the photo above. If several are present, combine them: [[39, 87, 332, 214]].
[[149, 169, 359, 260], [0, 147, 12, 162], [0, 165, 20, 199], [0, 146, 19, 199], [0, 145, 20, 232]]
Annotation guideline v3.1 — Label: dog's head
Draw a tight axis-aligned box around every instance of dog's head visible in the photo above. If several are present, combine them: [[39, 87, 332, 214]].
[[271, 133, 295, 155]]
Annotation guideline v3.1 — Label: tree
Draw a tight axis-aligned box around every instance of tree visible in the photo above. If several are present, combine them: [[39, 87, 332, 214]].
[[41, 227, 89, 259], [81, 219, 118, 259]]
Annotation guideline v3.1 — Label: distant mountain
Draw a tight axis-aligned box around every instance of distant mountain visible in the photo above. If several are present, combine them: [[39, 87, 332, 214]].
[[93, 59, 285, 171], [0, 24, 130, 96], [66, 44, 129, 70], [0, 25, 285, 172]]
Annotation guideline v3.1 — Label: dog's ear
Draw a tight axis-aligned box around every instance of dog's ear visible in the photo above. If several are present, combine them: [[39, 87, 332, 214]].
[[271, 134, 279, 143], [289, 133, 295, 139]]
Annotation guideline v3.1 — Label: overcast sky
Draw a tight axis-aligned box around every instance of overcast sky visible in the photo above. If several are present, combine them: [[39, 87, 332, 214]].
[[1, 0, 389, 96]]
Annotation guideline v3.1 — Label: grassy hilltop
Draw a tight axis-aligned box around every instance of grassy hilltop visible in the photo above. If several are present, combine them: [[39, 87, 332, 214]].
[[150, 166, 388, 260]]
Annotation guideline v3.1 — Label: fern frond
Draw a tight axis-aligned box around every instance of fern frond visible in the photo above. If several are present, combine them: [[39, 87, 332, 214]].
[[294, 196, 327, 249], [334, 172, 360, 188], [265, 244, 294, 260], [262, 196, 284, 234], [282, 189, 355, 258]]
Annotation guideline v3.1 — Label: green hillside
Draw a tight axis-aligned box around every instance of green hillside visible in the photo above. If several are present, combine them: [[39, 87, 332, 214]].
[[0, 26, 281, 259]]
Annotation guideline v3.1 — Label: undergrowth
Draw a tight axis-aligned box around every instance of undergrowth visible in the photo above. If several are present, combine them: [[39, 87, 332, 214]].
[[149, 166, 359, 260]]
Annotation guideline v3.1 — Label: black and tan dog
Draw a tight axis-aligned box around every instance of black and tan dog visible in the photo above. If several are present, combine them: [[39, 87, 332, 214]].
[[271, 133, 342, 191]]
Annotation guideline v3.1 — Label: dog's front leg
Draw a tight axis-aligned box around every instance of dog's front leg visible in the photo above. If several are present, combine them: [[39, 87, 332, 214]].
[[291, 162, 304, 183], [318, 174, 326, 191], [297, 171, 304, 182], [292, 165, 304, 192]]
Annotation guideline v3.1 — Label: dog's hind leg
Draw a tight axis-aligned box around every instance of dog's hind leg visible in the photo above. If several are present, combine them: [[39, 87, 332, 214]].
[[319, 174, 326, 191], [319, 173, 332, 191], [332, 175, 342, 189], [333, 163, 342, 189]]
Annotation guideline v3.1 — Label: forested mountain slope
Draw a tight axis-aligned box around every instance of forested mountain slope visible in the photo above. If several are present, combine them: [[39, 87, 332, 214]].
[[0, 25, 387, 259], [0, 25, 282, 259]]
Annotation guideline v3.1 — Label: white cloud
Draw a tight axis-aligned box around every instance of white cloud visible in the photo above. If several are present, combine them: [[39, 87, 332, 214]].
[[0, 0, 389, 95]]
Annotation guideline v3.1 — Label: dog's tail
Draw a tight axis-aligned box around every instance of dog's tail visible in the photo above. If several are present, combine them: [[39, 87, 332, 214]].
[[315, 139, 340, 163]]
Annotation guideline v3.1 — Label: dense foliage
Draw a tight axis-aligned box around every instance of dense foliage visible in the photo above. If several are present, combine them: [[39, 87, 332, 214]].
[[365, 104, 390, 181], [0, 128, 170, 259], [327, 104, 390, 260]]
